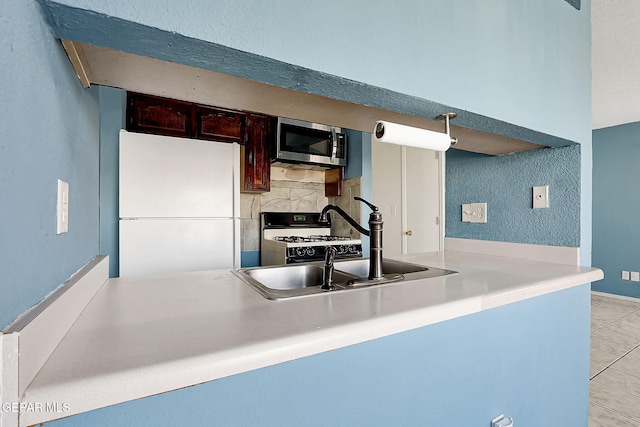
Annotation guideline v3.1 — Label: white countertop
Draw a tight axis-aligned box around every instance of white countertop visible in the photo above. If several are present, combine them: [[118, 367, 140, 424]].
[[20, 251, 603, 425]]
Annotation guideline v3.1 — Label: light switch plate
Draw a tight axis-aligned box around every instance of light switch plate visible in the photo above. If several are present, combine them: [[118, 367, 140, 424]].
[[623, 271, 631, 281], [631, 271, 640, 282], [533, 185, 549, 209], [462, 204, 472, 222], [57, 179, 69, 234]]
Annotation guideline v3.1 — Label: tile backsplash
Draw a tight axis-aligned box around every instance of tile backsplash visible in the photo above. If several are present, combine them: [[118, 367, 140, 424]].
[[240, 166, 361, 253], [328, 178, 362, 238]]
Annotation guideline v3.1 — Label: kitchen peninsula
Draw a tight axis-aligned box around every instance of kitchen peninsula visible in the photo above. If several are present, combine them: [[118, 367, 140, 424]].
[[3, 247, 602, 426]]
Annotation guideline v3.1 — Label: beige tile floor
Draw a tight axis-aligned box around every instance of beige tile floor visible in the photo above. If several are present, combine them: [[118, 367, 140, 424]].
[[590, 293, 640, 426]]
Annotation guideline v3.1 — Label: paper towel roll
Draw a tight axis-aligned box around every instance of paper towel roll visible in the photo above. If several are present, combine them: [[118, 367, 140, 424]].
[[373, 121, 451, 151]]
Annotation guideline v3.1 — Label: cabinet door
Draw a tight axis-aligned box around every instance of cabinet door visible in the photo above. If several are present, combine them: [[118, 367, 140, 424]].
[[196, 107, 245, 143], [242, 114, 273, 192], [127, 93, 193, 138]]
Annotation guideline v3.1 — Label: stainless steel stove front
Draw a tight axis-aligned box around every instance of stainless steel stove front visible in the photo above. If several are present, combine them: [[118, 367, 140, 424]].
[[260, 212, 363, 266]]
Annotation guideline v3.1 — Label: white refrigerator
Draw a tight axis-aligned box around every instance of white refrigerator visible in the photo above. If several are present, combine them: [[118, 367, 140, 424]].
[[119, 130, 240, 277]]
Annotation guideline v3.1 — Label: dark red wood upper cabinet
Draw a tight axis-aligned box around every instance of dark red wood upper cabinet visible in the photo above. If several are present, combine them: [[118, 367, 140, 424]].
[[127, 93, 193, 138], [196, 107, 245, 144], [242, 114, 273, 193]]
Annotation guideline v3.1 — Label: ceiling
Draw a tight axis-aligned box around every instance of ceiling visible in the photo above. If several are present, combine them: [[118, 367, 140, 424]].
[[592, 0, 640, 129]]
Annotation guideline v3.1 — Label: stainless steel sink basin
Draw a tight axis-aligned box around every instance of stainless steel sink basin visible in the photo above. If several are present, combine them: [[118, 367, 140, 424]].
[[236, 263, 355, 299], [235, 258, 457, 300], [333, 258, 429, 277]]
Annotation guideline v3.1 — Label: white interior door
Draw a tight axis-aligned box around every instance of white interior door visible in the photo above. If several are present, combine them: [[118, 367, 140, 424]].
[[372, 141, 443, 256], [404, 146, 442, 253]]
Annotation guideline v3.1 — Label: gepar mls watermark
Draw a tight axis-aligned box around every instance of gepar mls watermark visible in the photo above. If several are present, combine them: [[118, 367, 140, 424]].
[[2, 402, 70, 413]]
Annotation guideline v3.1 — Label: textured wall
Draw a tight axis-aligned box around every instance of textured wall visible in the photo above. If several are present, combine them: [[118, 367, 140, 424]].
[[446, 145, 581, 247], [98, 87, 126, 278], [42, 0, 592, 263], [45, 284, 591, 427], [592, 123, 640, 297], [0, 0, 100, 329], [43, 0, 586, 145], [4, 0, 592, 423]]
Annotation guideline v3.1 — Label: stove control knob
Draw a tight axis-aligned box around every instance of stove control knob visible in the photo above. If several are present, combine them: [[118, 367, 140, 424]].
[[339, 245, 348, 255], [306, 247, 316, 257], [296, 247, 307, 257], [348, 245, 357, 253]]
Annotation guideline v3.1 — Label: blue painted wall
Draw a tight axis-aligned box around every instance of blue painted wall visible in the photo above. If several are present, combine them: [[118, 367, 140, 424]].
[[592, 123, 640, 297], [45, 0, 591, 264], [240, 251, 259, 269], [446, 145, 581, 247], [98, 87, 126, 278], [344, 130, 372, 257], [1, 0, 593, 424], [344, 130, 364, 180], [47, 284, 591, 427], [51, 0, 588, 142], [0, 0, 100, 329]]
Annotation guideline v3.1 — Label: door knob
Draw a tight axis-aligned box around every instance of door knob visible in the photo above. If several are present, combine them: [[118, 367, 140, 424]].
[[405, 230, 413, 236]]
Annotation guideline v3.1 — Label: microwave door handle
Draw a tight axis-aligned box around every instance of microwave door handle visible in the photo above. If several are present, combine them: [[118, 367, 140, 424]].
[[331, 129, 338, 157]]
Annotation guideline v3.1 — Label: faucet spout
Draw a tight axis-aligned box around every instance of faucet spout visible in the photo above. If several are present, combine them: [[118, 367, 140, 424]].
[[319, 205, 369, 236], [319, 197, 384, 280]]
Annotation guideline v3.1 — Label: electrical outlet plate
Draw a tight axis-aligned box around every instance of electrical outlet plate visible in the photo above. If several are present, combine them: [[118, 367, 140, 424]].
[[631, 271, 640, 282], [533, 185, 549, 209], [470, 202, 487, 223], [623, 271, 630, 281]]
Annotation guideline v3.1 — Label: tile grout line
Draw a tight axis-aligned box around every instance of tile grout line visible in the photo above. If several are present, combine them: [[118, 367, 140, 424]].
[[598, 306, 640, 322], [592, 365, 640, 392], [590, 342, 640, 380], [589, 400, 640, 425], [590, 295, 640, 425], [605, 365, 640, 382], [591, 306, 640, 334]]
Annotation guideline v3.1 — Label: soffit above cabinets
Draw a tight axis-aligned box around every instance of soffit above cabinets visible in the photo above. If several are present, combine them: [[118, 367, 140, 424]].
[[64, 41, 553, 156]]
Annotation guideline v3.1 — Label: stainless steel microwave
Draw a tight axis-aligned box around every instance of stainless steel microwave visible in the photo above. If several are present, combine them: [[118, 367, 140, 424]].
[[272, 117, 347, 169]]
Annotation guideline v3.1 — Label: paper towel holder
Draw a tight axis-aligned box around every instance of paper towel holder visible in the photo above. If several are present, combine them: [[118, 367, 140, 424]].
[[436, 112, 458, 146], [374, 112, 458, 147]]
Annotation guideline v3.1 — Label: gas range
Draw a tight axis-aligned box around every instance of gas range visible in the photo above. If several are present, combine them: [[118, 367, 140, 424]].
[[260, 212, 363, 266]]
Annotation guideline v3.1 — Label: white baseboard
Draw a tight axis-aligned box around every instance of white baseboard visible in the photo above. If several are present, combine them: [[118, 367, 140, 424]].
[[444, 237, 580, 266], [591, 290, 640, 302], [2, 256, 109, 398]]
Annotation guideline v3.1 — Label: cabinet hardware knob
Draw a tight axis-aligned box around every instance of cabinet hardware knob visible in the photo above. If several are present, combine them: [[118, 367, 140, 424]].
[[405, 230, 413, 236]]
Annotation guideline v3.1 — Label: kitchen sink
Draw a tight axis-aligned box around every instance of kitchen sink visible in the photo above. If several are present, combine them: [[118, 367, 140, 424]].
[[333, 258, 429, 277], [235, 258, 456, 300]]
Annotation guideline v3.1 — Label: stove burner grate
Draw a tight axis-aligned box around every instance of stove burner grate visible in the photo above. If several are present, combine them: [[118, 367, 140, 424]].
[[273, 235, 353, 243], [309, 235, 352, 242]]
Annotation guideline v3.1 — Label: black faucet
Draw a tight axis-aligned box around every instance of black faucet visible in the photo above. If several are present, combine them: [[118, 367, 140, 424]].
[[321, 246, 337, 290], [319, 197, 384, 280]]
